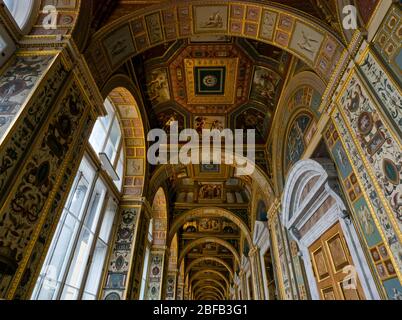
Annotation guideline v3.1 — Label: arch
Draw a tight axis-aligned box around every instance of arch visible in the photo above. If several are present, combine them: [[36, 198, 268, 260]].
[[177, 236, 240, 269], [185, 257, 233, 280], [148, 147, 275, 205], [169, 208, 252, 248], [3, 0, 40, 33], [282, 159, 380, 300], [194, 284, 225, 297], [282, 159, 340, 227], [101, 76, 147, 199], [198, 296, 219, 300], [283, 110, 316, 177], [190, 269, 230, 290], [192, 279, 227, 296], [256, 200, 268, 222], [271, 71, 326, 194], [86, 0, 346, 87], [197, 292, 222, 300], [194, 287, 225, 300]]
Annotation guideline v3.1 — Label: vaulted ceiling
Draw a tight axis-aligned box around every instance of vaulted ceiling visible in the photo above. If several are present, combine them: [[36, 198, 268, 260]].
[[84, 0, 382, 299]]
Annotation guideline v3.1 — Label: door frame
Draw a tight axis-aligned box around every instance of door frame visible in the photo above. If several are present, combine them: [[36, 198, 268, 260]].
[[282, 159, 380, 300]]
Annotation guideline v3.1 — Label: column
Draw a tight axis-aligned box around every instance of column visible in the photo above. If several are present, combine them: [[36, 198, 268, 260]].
[[145, 247, 167, 300], [0, 45, 103, 299], [249, 246, 265, 300], [102, 199, 150, 300]]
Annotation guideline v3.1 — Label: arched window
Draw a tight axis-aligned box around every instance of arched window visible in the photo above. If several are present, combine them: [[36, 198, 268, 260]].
[[31, 98, 124, 300], [139, 219, 153, 300], [3, 0, 37, 33], [89, 98, 124, 191]]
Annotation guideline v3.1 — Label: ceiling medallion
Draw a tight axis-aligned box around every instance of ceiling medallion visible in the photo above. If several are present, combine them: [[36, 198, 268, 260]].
[[184, 58, 238, 104]]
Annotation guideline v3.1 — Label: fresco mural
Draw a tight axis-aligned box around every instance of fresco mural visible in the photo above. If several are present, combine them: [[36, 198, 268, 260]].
[[156, 109, 185, 133], [284, 114, 313, 173], [373, 5, 402, 83], [145, 68, 171, 106], [103, 207, 139, 300], [193, 115, 225, 135], [339, 74, 402, 233], [237, 107, 268, 144], [193, 5, 229, 34], [250, 66, 281, 107], [360, 51, 402, 138], [103, 25, 136, 68], [0, 56, 54, 139]]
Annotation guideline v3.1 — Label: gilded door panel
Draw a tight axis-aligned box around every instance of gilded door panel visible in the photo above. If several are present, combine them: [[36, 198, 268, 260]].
[[309, 222, 366, 300], [312, 248, 330, 280], [326, 233, 349, 272]]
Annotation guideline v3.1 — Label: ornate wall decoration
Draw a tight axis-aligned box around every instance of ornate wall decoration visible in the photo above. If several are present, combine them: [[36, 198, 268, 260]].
[[193, 5, 229, 34], [289, 241, 309, 300], [289, 21, 324, 63], [165, 274, 176, 300], [325, 121, 402, 299], [372, 4, 401, 83], [102, 25, 137, 68], [146, 252, 164, 300], [108, 88, 145, 198], [284, 113, 314, 173], [0, 55, 67, 203], [86, 1, 344, 87], [0, 55, 54, 140], [13, 115, 94, 299], [360, 50, 402, 139], [0, 77, 92, 298], [145, 68, 171, 106], [103, 207, 139, 300], [271, 214, 293, 300], [0, 80, 87, 264], [332, 107, 402, 282], [338, 73, 402, 237], [29, 0, 80, 36], [250, 66, 281, 108]]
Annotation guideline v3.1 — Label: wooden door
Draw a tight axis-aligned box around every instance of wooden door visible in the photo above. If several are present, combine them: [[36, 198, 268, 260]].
[[309, 222, 365, 300]]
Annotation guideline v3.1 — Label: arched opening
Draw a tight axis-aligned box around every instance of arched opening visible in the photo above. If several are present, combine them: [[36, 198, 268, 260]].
[[31, 94, 124, 300], [282, 159, 380, 300], [31, 84, 147, 300], [142, 187, 168, 300], [3, 0, 39, 33]]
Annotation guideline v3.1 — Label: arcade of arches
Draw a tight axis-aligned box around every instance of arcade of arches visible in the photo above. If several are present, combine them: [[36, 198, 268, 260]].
[[0, 0, 401, 301]]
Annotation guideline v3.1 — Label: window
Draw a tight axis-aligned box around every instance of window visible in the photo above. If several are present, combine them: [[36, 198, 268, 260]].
[[32, 97, 126, 300], [3, 0, 37, 32], [89, 98, 124, 191], [139, 220, 153, 300], [31, 157, 118, 300], [0, 23, 16, 67]]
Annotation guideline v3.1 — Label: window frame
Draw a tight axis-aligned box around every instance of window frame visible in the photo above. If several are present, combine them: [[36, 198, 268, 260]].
[[31, 154, 120, 300], [88, 98, 125, 190], [3, 0, 40, 34]]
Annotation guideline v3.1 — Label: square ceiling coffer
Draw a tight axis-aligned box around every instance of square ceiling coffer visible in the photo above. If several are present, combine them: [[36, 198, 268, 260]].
[[184, 58, 238, 104]]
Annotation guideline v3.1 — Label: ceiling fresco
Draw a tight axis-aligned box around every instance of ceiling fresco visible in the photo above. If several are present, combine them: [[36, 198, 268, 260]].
[[133, 37, 290, 146], [88, 0, 349, 291]]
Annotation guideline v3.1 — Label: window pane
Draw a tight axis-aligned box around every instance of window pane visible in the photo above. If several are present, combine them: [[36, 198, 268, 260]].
[[104, 140, 118, 164], [32, 157, 96, 300], [101, 99, 115, 128], [89, 120, 107, 154], [109, 118, 121, 148], [63, 227, 94, 292], [60, 285, 80, 300], [82, 240, 108, 298], [84, 179, 107, 233], [99, 198, 117, 242]]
